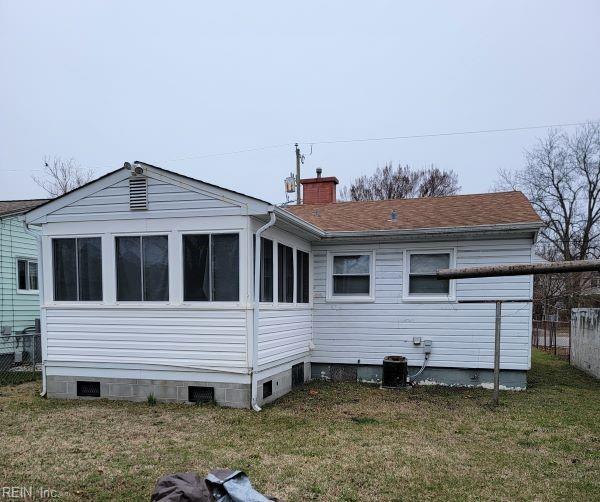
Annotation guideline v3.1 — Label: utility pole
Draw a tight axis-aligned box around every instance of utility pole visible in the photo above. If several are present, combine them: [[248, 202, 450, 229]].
[[295, 143, 302, 205]]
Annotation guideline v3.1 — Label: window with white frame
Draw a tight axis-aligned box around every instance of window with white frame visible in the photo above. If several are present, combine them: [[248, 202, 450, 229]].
[[406, 251, 451, 297], [116, 235, 169, 301], [183, 233, 239, 302], [17, 258, 38, 293], [330, 253, 372, 298], [296, 249, 310, 303], [278, 243, 294, 303], [53, 238, 103, 301]]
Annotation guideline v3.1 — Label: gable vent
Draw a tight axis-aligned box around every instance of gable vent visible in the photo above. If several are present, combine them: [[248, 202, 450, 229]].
[[129, 177, 148, 210]]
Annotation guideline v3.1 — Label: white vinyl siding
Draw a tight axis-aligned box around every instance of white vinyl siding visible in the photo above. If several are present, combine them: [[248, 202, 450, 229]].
[[312, 238, 534, 371], [46, 176, 243, 222], [45, 307, 248, 372], [257, 308, 312, 368]]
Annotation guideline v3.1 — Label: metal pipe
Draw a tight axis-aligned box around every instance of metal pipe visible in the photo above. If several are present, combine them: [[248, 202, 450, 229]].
[[21, 219, 46, 397], [493, 301, 502, 406], [438, 259, 600, 280], [251, 212, 276, 411]]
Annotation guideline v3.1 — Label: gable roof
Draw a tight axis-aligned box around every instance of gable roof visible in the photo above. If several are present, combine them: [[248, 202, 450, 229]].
[[25, 162, 273, 223], [0, 199, 49, 218], [283, 191, 542, 233]]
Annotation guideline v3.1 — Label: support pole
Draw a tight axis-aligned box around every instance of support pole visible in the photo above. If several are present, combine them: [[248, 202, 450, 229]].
[[493, 300, 502, 406], [295, 143, 301, 205]]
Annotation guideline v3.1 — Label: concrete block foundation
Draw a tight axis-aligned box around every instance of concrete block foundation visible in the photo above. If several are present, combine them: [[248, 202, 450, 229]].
[[46, 375, 251, 408], [311, 363, 527, 389]]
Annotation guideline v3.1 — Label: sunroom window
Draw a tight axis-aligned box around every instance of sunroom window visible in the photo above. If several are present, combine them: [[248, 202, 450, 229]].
[[278, 243, 294, 303], [53, 238, 102, 301], [116, 235, 169, 301], [407, 252, 450, 295], [183, 233, 239, 302]]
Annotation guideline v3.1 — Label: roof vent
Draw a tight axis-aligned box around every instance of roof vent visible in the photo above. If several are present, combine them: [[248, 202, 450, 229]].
[[389, 210, 398, 222], [129, 177, 148, 210]]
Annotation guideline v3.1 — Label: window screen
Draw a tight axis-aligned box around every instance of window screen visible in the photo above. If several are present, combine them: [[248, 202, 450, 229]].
[[143, 236, 169, 301], [296, 250, 309, 303], [183, 233, 239, 302], [183, 234, 209, 301], [408, 253, 450, 295], [77, 238, 102, 301], [116, 235, 168, 301], [259, 237, 273, 302], [278, 243, 294, 303], [332, 255, 370, 296], [53, 238, 102, 301], [212, 234, 239, 301]]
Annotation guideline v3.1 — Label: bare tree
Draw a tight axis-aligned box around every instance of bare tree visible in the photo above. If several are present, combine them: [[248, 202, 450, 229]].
[[340, 163, 460, 201], [495, 123, 600, 261], [33, 156, 95, 197], [494, 122, 600, 314]]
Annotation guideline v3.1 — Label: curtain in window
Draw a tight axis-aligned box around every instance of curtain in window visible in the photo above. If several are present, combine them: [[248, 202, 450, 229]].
[[116, 236, 142, 301], [296, 250, 309, 303], [53, 239, 77, 301], [183, 234, 210, 301], [77, 238, 102, 301], [212, 234, 239, 301], [143, 236, 169, 301], [278, 243, 293, 303], [260, 238, 273, 302], [28, 262, 38, 291]]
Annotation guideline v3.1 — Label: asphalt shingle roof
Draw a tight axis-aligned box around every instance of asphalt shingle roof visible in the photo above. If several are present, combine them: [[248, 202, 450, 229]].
[[0, 199, 49, 218], [283, 191, 542, 232]]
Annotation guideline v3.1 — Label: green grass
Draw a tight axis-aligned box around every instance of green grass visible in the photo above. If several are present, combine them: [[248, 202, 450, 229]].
[[0, 350, 598, 501], [0, 370, 40, 387]]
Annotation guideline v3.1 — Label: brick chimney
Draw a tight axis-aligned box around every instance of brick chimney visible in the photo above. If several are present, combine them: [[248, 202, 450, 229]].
[[300, 168, 338, 204]]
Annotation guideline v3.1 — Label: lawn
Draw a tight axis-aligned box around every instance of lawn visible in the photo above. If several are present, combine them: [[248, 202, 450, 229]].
[[1, 350, 598, 501]]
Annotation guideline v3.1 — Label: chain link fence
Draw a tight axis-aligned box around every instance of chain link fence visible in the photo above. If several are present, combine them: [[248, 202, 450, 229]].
[[532, 319, 571, 360], [0, 331, 41, 387]]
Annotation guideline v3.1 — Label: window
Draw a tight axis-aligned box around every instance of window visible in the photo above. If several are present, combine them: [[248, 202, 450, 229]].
[[296, 250, 310, 303], [278, 243, 294, 303], [53, 238, 102, 301], [17, 259, 38, 292], [254, 236, 273, 302], [183, 233, 239, 302], [407, 252, 451, 297], [331, 254, 372, 297], [116, 235, 168, 301]]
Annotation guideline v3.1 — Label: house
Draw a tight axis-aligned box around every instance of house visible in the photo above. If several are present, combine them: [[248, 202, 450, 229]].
[[1, 199, 48, 364], [25, 162, 543, 408]]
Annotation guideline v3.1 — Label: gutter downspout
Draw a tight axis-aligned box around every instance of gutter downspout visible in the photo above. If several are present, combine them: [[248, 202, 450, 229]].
[[21, 219, 46, 397], [251, 211, 276, 411]]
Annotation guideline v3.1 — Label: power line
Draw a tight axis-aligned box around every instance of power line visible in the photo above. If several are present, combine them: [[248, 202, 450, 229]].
[[298, 121, 593, 146], [0, 119, 594, 174]]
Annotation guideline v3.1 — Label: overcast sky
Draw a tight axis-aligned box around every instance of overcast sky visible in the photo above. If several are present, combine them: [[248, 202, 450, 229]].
[[1, 1, 598, 203]]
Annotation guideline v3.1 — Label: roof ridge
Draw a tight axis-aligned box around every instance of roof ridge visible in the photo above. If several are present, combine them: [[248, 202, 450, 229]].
[[294, 190, 525, 207]]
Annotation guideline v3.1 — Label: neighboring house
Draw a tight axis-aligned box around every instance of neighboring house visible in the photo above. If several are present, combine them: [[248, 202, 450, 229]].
[[25, 163, 543, 408], [1, 199, 48, 363]]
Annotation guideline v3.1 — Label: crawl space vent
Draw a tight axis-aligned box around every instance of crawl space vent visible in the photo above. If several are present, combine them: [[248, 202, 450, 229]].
[[188, 386, 214, 404], [77, 381, 100, 397], [292, 363, 304, 388], [129, 177, 148, 210], [263, 380, 273, 398]]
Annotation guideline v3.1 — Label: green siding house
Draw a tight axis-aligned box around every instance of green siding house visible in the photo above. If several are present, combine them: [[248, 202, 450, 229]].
[[0, 200, 48, 339]]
